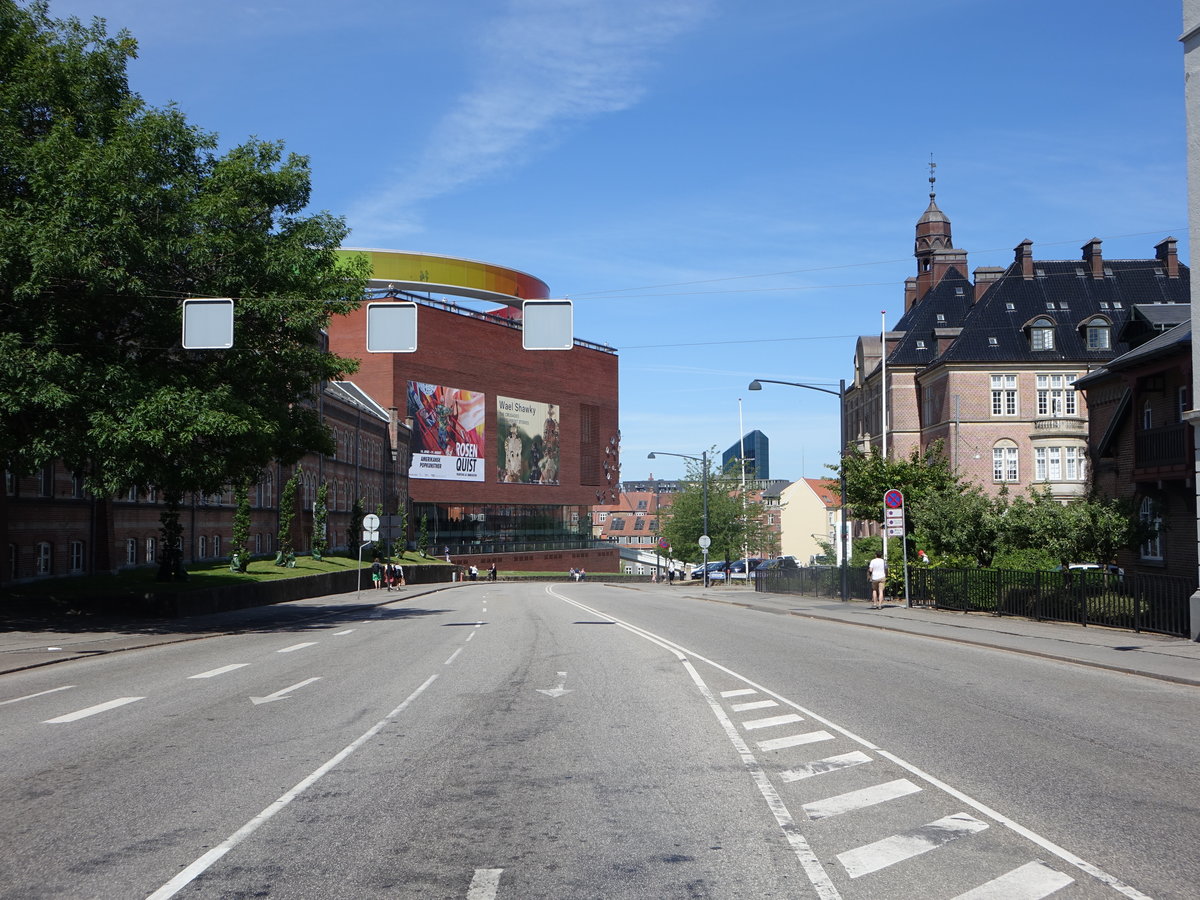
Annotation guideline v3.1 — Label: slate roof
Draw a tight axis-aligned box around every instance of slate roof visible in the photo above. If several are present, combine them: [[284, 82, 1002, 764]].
[[887, 266, 975, 366], [911, 258, 1189, 368]]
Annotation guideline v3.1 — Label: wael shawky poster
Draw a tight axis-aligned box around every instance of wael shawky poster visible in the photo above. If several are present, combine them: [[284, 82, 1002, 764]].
[[496, 396, 560, 485], [407, 382, 486, 481]]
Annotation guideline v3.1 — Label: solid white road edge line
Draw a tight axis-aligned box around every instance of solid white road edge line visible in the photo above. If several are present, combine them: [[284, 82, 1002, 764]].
[[43, 696, 144, 723], [145, 673, 439, 900], [548, 587, 841, 900], [550, 588, 1153, 900]]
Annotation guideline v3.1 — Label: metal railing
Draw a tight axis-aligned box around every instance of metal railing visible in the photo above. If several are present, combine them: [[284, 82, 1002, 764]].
[[757, 565, 1191, 638]]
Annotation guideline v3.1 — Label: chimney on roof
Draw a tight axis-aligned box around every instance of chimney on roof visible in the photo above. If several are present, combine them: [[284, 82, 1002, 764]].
[[1014, 239, 1034, 280], [1155, 236, 1179, 278], [973, 266, 1004, 302], [1082, 237, 1103, 279], [904, 277, 918, 312]]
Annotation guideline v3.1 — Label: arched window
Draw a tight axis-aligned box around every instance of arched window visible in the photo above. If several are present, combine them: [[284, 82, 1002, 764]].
[[1030, 317, 1055, 351], [1084, 316, 1111, 350], [992, 440, 1019, 482]]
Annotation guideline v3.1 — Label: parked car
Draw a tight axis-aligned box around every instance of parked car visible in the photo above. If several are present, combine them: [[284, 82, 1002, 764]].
[[753, 556, 800, 573], [691, 560, 727, 580]]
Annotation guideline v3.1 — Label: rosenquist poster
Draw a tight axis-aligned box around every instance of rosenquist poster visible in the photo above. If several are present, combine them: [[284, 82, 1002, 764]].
[[406, 382, 486, 481]]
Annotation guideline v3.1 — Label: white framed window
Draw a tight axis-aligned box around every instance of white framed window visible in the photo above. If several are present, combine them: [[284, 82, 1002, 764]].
[[1143, 402, 1153, 430], [1031, 318, 1055, 351], [146, 537, 157, 563], [1085, 317, 1111, 350], [39, 464, 53, 497], [1179, 386, 1190, 423], [71, 472, 83, 498], [923, 384, 938, 423], [1139, 497, 1162, 560], [1036, 446, 1086, 481], [36, 541, 51, 575], [198, 535, 207, 559], [127, 486, 138, 502], [1037, 374, 1077, 417], [991, 375, 1018, 416], [992, 443, 1019, 482], [126, 538, 137, 565], [255, 533, 262, 554], [69, 541, 84, 573], [213, 535, 221, 558]]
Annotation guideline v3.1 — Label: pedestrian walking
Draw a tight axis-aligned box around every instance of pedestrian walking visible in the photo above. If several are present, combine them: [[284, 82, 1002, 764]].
[[868, 552, 887, 608], [489, 563, 497, 581], [371, 559, 383, 590]]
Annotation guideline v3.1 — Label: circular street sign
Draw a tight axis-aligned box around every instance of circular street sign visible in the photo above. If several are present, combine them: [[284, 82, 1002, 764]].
[[657, 537, 670, 549], [363, 513, 381, 530], [698, 535, 712, 550], [884, 490, 904, 509]]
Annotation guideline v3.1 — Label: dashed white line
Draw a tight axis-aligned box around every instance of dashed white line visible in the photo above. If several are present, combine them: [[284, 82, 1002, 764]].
[[731, 699, 778, 712], [742, 713, 804, 730], [467, 868, 503, 899], [803, 778, 922, 820], [837, 812, 989, 878], [333, 629, 355, 636], [757, 730, 833, 752], [780, 750, 873, 782], [445, 648, 463, 665], [277, 642, 317, 653], [43, 696, 144, 723], [189, 664, 249, 679], [0, 685, 74, 706], [950, 861, 1075, 899]]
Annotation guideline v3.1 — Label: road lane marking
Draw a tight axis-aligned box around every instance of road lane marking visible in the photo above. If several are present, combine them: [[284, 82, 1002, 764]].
[[758, 730, 832, 752], [804, 778, 922, 820], [43, 696, 144, 723], [467, 868, 503, 899], [950, 861, 1075, 899], [780, 750, 873, 782], [277, 642, 317, 653], [466, 631, 476, 642], [550, 590, 1157, 900], [721, 688, 757, 698], [838, 812, 989, 878], [147, 674, 439, 900], [189, 664, 249, 679], [333, 629, 354, 636], [445, 648, 463, 665], [1, 685, 74, 706], [731, 699, 778, 712], [250, 677, 321, 705], [742, 713, 803, 730]]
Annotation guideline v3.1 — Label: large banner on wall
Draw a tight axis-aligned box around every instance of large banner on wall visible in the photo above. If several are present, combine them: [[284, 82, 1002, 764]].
[[407, 382, 486, 481], [496, 396, 561, 485]]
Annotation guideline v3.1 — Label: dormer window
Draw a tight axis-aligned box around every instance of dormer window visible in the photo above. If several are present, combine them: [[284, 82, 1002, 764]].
[[1030, 317, 1056, 351], [954, 287, 964, 297], [1085, 316, 1111, 350], [1099, 301, 1110, 309], [916, 340, 927, 349], [1045, 302, 1056, 311], [936, 314, 945, 323], [1005, 303, 1015, 311], [988, 337, 999, 346]]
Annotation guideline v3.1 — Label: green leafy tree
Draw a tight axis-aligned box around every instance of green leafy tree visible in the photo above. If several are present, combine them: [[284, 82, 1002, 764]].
[[230, 479, 251, 572], [417, 513, 429, 557], [833, 442, 962, 524], [658, 456, 762, 564], [347, 496, 364, 556], [909, 484, 1007, 567], [311, 481, 329, 560], [276, 466, 300, 563], [0, 3, 370, 533]]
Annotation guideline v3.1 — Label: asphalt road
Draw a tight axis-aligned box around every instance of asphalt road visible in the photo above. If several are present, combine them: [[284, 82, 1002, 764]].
[[1, 582, 1195, 899]]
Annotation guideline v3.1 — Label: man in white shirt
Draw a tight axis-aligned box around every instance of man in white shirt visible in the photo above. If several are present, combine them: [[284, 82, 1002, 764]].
[[868, 552, 887, 608]]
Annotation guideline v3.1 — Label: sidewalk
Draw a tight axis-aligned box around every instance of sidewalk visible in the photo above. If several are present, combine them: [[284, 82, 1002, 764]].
[[0, 583, 464, 677], [672, 584, 1200, 687]]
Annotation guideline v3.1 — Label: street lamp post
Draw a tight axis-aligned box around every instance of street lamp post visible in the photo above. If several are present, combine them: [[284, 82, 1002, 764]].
[[647, 450, 709, 586], [748, 378, 849, 603]]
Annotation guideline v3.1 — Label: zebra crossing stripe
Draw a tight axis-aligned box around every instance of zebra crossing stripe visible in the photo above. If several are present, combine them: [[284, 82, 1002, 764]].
[[781, 750, 873, 782], [950, 861, 1074, 899], [742, 713, 803, 730], [720, 688, 757, 698], [731, 699, 778, 712], [803, 778, 921, 820], [758, 731, 833, 752], [838, 812, 989, 878]]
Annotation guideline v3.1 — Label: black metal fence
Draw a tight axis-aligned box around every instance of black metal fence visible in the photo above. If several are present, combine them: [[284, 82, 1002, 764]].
[[757, 565, 1192, 638]]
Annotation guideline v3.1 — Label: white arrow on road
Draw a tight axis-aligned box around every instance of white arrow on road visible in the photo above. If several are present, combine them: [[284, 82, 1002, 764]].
[[250, 677, 321, 705], [537, 671, 572, 698]]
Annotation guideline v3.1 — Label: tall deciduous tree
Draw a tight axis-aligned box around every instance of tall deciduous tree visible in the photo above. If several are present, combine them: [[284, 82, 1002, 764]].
[[833, 442, 962, 524], [658, 457, 763, 565], [0, 2, 370, 507]]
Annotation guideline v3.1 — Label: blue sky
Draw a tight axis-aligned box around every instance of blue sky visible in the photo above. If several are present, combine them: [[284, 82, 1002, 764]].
[[50, 0, 1189, 483]]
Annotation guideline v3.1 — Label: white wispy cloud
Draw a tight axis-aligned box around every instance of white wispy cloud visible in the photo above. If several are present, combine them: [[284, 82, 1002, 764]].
[[350, 0, 712, 238]]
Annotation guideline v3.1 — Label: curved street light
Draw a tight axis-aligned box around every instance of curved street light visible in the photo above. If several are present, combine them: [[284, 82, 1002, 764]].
[[647, 450, 709, 586], [748, 378, 849, 602]]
